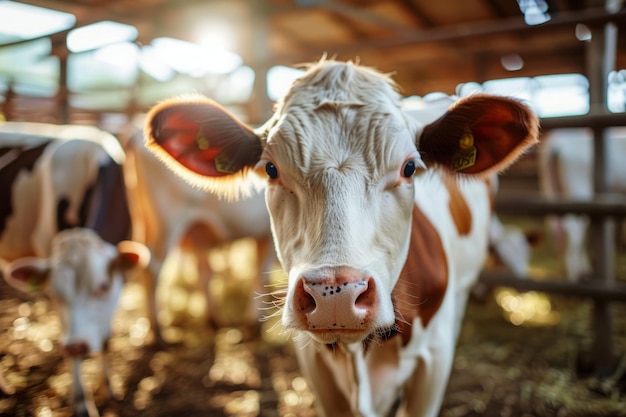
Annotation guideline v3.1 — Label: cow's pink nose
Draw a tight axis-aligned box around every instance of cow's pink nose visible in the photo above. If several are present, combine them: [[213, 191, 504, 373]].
[[64, 341, 90, 357], [294, 269, 377, 330]]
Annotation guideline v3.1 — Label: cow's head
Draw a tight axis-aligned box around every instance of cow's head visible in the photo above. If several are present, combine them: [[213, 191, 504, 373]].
[[145, 60, 538, 345], [2, 228, 149, 356]]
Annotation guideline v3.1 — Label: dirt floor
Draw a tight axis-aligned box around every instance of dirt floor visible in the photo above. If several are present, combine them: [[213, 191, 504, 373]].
[[0, 235, 625, 417]]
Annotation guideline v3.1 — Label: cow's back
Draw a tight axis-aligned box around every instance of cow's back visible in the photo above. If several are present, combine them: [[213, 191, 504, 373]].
[[0, 135, 54, 259], [540, 127, 626, 198], [125, 134, 270, 250], [0, 123, 130, 260]]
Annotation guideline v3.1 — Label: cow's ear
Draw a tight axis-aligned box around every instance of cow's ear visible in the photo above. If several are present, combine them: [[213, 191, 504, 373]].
[[418, 94, 539, 176], [3, 258, 51, 294], [144, 94, 263, 197], [111, 241, 151, 274]]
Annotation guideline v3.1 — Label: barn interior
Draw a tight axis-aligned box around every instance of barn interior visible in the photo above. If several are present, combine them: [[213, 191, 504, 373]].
[[0, 1, 625, 416]]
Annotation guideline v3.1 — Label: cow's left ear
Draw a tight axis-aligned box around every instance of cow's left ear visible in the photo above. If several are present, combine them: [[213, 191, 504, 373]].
[[111, 241, 151, 273], [144, 94, 263, 197], [418, 94, 539, 176], [3, 257, 51, 294]]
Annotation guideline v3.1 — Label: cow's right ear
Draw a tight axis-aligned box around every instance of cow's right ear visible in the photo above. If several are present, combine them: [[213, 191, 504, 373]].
[[144, 94, 263, 197], [417, 94, 539, 177], [3, 257, 51, 294]]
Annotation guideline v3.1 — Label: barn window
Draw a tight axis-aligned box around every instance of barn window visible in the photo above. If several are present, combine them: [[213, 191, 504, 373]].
[[67, 21, 138, 54], [0, 1, 75, 43]]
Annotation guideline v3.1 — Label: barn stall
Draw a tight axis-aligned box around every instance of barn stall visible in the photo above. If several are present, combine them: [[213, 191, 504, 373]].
[[0, 0, 625, 416]]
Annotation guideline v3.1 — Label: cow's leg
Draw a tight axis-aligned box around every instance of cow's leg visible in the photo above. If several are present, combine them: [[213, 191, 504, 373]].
[[293, 339, 354, 417], [396, 343, 454, 417], [93, 339, 114, 405], [194, 248, 218, 329], [562, 214, 591, 282], [71, 358, 99, 417], [141, 262, 165, 345]]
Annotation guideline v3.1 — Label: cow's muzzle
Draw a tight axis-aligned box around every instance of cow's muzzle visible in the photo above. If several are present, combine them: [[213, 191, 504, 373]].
[[292, 267, 378, 343]]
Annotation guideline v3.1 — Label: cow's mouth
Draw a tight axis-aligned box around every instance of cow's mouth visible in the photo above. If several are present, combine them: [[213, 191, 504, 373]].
[[308, 328, 369, 345], [308, 324, 399, 346]]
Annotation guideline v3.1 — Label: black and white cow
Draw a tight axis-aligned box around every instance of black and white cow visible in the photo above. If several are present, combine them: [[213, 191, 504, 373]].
[[0, 122, 149, 417]]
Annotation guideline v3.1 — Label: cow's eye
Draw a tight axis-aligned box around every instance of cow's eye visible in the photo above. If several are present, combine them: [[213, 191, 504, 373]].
[[402, 160, 416, 178], [265, 162, 279, 179]]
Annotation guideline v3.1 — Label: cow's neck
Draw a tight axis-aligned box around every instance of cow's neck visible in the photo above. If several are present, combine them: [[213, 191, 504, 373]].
[[392, 203, 449, 346]]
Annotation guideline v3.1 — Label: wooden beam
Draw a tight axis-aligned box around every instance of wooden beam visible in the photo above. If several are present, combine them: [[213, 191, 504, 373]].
[[540, 111, 626, 129], [314, 0, 416, 33], [494, 194, 626, 217], [397, 0, 435, 27], [271, 8, 626, 61], [479, 272, 626, 302]]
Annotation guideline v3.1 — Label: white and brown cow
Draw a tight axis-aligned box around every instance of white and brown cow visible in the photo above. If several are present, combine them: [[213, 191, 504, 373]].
[[538, 127, 626, 282], [0, 122, 149, 417], [122, 129, 275, 343], [143, 60, 538, 417]]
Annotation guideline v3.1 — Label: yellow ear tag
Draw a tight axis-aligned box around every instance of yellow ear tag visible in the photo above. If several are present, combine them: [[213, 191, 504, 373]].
[[452, 127, 477, 171], [195, 130, 235, 174], [214, 152, 236, 174], [27, 279, 42, 292], [195, 134, 210, 151]]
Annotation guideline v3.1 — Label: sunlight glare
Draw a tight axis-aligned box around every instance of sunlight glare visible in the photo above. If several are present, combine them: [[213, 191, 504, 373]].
[[197, 22, 236, 52], [139, 45, 175, 82], [151, 37, 242, 76], [267, 66, 305, 101]]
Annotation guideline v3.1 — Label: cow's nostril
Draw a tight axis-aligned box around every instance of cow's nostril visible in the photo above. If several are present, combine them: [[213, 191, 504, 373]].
[[355, 278, 376, 310], [296, 279, 317, 314]]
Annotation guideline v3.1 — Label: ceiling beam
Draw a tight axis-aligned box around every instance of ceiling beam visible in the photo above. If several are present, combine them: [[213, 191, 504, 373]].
[[271, 7, 626, 62], [396, 0, 436, 27], [313, 0, 416, 33], [482, 0, 517, 18]]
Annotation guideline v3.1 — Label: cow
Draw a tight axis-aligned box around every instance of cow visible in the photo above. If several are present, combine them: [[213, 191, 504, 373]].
[[143, 60, 538, 417], [0, 122, 149, 417], [122, 129, 275, 344], [538, 127, 626, 282]]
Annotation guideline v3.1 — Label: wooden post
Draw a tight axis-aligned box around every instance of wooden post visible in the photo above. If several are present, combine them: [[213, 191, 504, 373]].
[[585, 7, 617, 375], [246, 0, 273, 125], [51, 31, 70, 124]]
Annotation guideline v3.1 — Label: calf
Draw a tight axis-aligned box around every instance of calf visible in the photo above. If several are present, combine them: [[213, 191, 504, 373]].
[[143, 60, 538, 417], [123, 130, 275, 343], [0, 122, 148, 417], [538, 127, 626, 281]]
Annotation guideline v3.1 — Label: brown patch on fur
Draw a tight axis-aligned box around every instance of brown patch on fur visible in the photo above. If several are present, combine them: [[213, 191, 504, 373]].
[[392, 205, 448, 346], [483, 175, 496, 213], [441, 174, 473, 236]]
